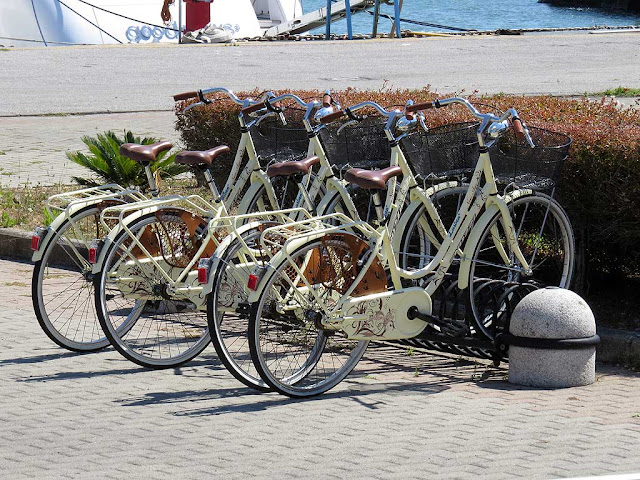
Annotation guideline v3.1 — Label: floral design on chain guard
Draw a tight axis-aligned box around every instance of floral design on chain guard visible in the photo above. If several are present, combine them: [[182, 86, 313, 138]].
[[339, 288, 432, 341]]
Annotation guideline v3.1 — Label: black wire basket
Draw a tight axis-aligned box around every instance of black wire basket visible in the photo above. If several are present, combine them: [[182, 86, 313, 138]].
[[318, 117, 391, 172], [400, 121, 480, 180], [489, 126, 571, 190], [249, 108, 309, 164]]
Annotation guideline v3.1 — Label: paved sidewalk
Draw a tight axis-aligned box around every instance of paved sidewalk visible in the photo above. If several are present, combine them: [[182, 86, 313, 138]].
[[1, 258, 638, 479], [0, 112, 179, 187]]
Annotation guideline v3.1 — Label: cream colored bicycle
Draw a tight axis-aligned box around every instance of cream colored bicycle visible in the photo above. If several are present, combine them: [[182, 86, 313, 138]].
[[91, 90, 341, 369], [204, 99, 471, 391], [245, 96, 574, 397]]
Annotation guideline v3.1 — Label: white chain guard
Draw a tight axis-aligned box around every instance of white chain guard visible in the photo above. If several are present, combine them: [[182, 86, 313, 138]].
[[339, 287, 432, 341]]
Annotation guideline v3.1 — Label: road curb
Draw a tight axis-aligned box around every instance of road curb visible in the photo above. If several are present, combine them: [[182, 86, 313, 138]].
[[1, 226, 638, 368], [596, 327, 640, 370], [0, 227, 33, 262]]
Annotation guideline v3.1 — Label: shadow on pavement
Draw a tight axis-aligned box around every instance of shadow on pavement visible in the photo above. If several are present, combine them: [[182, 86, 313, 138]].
[[0, 349, 82, 365]]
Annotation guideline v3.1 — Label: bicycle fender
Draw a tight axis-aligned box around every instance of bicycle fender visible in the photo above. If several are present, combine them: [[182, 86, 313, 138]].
[[246, 231, 356, 304], [247, 263, 277, 304], [204, 220, 264, 297], [314, 188, 342, 216], [32, 201, 115, 262], [236, 173, 275, 214], [31, 214, 68, 262]]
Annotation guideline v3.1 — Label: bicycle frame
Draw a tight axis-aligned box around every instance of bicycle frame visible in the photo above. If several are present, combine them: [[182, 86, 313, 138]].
[[248, 98, 536, 341], [92, 91, 340, 309]]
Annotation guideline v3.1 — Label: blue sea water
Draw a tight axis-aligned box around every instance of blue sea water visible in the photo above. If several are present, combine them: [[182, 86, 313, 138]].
[[301, 0, 640, 34]]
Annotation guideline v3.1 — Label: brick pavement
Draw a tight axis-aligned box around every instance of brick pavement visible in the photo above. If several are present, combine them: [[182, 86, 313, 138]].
[[0, 258, 639, 479], [0, 112, 179, 187]]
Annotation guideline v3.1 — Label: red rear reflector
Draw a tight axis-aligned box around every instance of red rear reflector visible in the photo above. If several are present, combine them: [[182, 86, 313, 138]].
[[88, 239, 99, 264], [247, 274, 259, 291], [31, 234, 41, 251], [198, 267, 208, 284], [197, 258, 210, 285]]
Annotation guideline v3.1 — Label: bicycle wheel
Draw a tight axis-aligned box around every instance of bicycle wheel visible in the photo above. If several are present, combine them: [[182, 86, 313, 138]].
[[32, 205, 111, 352], [466, 192, 574, 339], [398, 185, 468, 281], [95, 211, 211, 368], [318, 186, 380, 224], [241, 175, 323, 222], [248, 237, 368, 398], [207, 226, 272, 391]]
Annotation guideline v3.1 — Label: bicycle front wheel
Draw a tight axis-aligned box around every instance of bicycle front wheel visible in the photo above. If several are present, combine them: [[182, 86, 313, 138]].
[[32, 205, 111, 352], [466, 192, 575, 339], [95, 211, 210, 368], [248, 238, 368, 398], [207, 226, 271, 391]]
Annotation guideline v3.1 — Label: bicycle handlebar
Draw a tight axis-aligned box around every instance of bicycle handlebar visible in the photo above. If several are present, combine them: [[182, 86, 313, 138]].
[[406, 97, 534, 145], [241, 102, 268, 116], [512, 117, 526, 138], [174, 87, 246, 111], [319, 100, 396, 124], [268, 92, 318, 110], [405, 101, 436, 113], [240, 92, 318, 117], [173, 91, 199, 101], [319, 109, 346, 124]]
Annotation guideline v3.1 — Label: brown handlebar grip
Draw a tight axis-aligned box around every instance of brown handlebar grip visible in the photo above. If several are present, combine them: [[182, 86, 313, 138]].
[[406, 101, 435, 113], [173, 91, 199, 101], [513, 118, 526, 139], [241, 102, 266, 116], [322, 93, 332, 108], [319, 109, 346, 124]]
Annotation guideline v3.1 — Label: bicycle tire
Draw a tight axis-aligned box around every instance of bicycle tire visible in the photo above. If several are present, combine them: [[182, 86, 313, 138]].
[[32, 205, 111, 352], [207, 226, 271, 391], [95, 211, 211, 369], [206, 175, 327, 391], [248, 237, 368, 398], [466, 192, 575, 339]]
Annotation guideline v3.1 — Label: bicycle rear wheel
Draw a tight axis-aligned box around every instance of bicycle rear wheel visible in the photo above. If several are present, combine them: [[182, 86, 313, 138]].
[[32, 205, 111, 352], [95, 211, 211, 368], [248, 237, 368, 398]]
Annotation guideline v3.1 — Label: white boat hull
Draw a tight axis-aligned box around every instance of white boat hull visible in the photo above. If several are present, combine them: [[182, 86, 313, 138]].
[[0, 0, 303, 47]]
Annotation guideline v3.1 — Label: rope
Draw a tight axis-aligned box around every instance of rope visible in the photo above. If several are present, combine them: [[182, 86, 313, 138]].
[[58, 0, 123, 44], [73, 0, 181, 32], [30, 0, 48, 46], [364, 8, 476, 32]]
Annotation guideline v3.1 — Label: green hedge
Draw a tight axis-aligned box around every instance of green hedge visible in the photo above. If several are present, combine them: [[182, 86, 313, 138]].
[[174, 88, 640, 289]]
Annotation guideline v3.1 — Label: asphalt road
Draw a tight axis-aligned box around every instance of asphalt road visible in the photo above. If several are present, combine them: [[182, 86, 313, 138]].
[[1, 31, 639, 116]]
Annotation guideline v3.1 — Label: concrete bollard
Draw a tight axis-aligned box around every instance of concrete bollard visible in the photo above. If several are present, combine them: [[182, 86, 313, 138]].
[[504, 287, 600, 388]]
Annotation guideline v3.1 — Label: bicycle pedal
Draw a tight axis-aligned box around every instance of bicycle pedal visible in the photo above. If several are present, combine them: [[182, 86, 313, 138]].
[[235, 302, 250, 316]]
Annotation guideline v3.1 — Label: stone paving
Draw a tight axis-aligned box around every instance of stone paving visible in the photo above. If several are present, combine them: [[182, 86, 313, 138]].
[[0, 258, 639, 479], [0, 112, 179, 187]]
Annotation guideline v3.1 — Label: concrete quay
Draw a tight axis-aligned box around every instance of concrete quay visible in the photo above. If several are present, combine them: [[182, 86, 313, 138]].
[[1, 32, 640, 116], [0, 258, 638, 479]]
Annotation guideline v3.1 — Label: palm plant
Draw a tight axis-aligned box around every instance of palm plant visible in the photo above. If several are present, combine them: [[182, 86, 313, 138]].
[[67, 130, 187, 188]]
